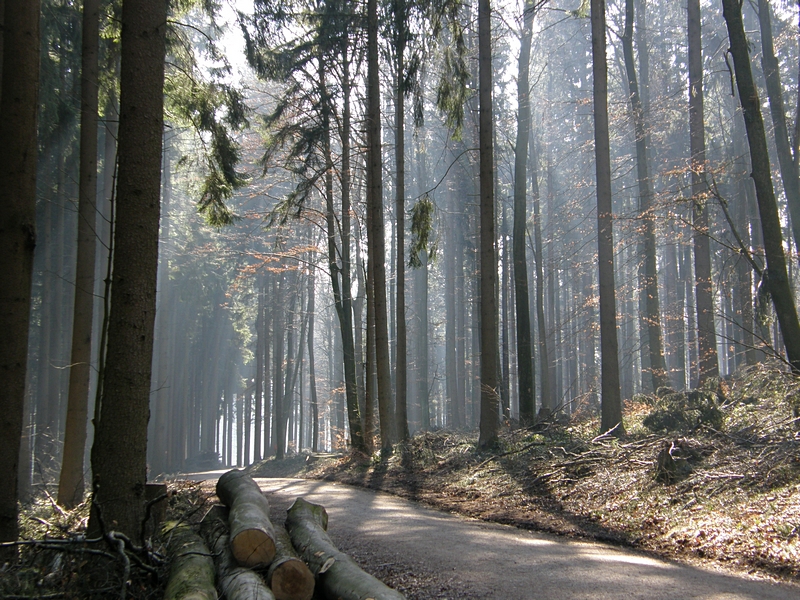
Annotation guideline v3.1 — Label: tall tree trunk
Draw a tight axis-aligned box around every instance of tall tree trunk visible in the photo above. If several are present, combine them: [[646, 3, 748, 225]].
[[0, 0, 40, 556], [367, 0, 394, 452], [530, 137, 553, 416], [757, 0, 800, 259], [254, 279, 264, 461], [320, 55, 365, 453], [273, 274, 285, 458], [445, 182, 460, 428], [149, 144, 173, 475], [733, 105, 758, 365], [89, 0, 166, 543], [622, 0, 668, 391], [478, 0, 500, 449], [414, 134, 430, 430], [722, 0, 800, 372], [308, 261, 319, 453], [591, 0, 624, 435], [263, 270, 272, 456], [340, 43, 364, 453], [394, 0, 409, 441], [58, 0, 100, 509], [514, 0, 536, 424], [688, 0, 719, 386], [365, 258, 377, 451]]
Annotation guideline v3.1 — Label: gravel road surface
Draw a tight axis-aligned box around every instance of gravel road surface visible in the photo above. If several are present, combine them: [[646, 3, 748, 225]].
[[187, 473, 799, 599]]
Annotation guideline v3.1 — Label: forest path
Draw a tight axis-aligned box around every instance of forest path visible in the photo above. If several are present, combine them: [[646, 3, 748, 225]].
[[187, 474, 798, 599]]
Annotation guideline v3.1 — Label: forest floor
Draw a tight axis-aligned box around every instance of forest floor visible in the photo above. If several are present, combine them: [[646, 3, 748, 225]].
[[250, 361, 800, 585], [3, 362, 799, 599]]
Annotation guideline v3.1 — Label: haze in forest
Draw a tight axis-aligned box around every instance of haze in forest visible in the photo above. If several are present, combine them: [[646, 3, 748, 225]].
[[2, 0, 800, 559]]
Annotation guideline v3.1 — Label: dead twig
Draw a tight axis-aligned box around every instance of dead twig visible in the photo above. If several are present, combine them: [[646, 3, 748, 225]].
[[473, 439, 547, 471]]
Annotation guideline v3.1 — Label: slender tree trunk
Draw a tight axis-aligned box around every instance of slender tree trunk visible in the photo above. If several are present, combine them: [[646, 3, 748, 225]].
[[414, 135, 430, 430], [58, 0, 100, 509], [394, 0, 409, 442], [254, 280, 264, 461], [340, 44, 364, 452], [365, 259, 377, 451], [320, 47, 365, 454], [478, 0, 500, 449], [89, 0, 166, 543], [514, 0, 535, 424], [445, 184, 460, 429], [501, 202, 511, 420], [757, 0, 800, 259], [236, 391, 244, 466], [273, 274, 285, 458], [722, 0, 800, 372], [622, 0, 668, 391], [308, 261, 319, 453], [263, 270, 272, 456], [281, 287, 297, 459], [530, 137, 553, 416], [367, 0, 394, 452], [733, 106, 758, 365], [591, 0, 624, 435], [0, 0, 40, 555], [688, 0, 719, 386]]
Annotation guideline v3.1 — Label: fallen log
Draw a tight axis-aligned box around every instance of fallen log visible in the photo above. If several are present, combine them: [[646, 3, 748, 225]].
[[163, 522, 217, 600], [215, 469, 277, 567], [200, 505, 276, 600], [268, 527, 315, 600], [285, 498, 405, 600]]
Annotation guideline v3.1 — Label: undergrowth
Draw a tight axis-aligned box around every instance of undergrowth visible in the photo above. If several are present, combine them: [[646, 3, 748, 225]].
[[254, 361, 800, 583]]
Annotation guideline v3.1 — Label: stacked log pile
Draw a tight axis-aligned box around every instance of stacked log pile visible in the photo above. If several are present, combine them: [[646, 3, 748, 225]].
[[163, 469, 405, 600]]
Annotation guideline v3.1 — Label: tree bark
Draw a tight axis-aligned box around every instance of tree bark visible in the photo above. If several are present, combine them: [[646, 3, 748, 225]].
[[757, 0, 800, 259], [531, 137, 553, 417], [688, 0, 719, 386], [285, 498, 405, 600], [215, 469, 277, 567], [88, 0, 166, 544], [58, 0, 100, 509], [163, 523, 217, 600], [322, 49, 365, 454], [394, 0, 410, 442], [591, 0, 624, 434], [478, 0, 501, 449], [622, 0, 669, 391], [201, 505, 276, 600], [0, 0, 40, 556], [367, 0, 394, 452], [722, 0, 800, 372], [273, 275, 285, 458], [308, 261, 319, 453], [255, 280, 265, 461], [268, 527, 315, 600], [514, 0, 536, 425]]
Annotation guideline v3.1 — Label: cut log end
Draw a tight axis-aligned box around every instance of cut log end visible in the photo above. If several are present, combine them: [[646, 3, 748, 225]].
[[231, 527, 277, 567], [270, 558, 315, 600]]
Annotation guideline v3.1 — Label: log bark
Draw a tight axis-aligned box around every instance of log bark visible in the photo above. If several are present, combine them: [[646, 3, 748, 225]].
[[163, 523, 217, 600], [201, 505, 276, 600], [215, 469, 277, 567], [285, 498, 405, 600], [268, 527, 314, 600]]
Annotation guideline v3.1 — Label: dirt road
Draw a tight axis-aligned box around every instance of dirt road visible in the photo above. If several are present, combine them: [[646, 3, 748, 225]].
[[189, 474, 798, 599]]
